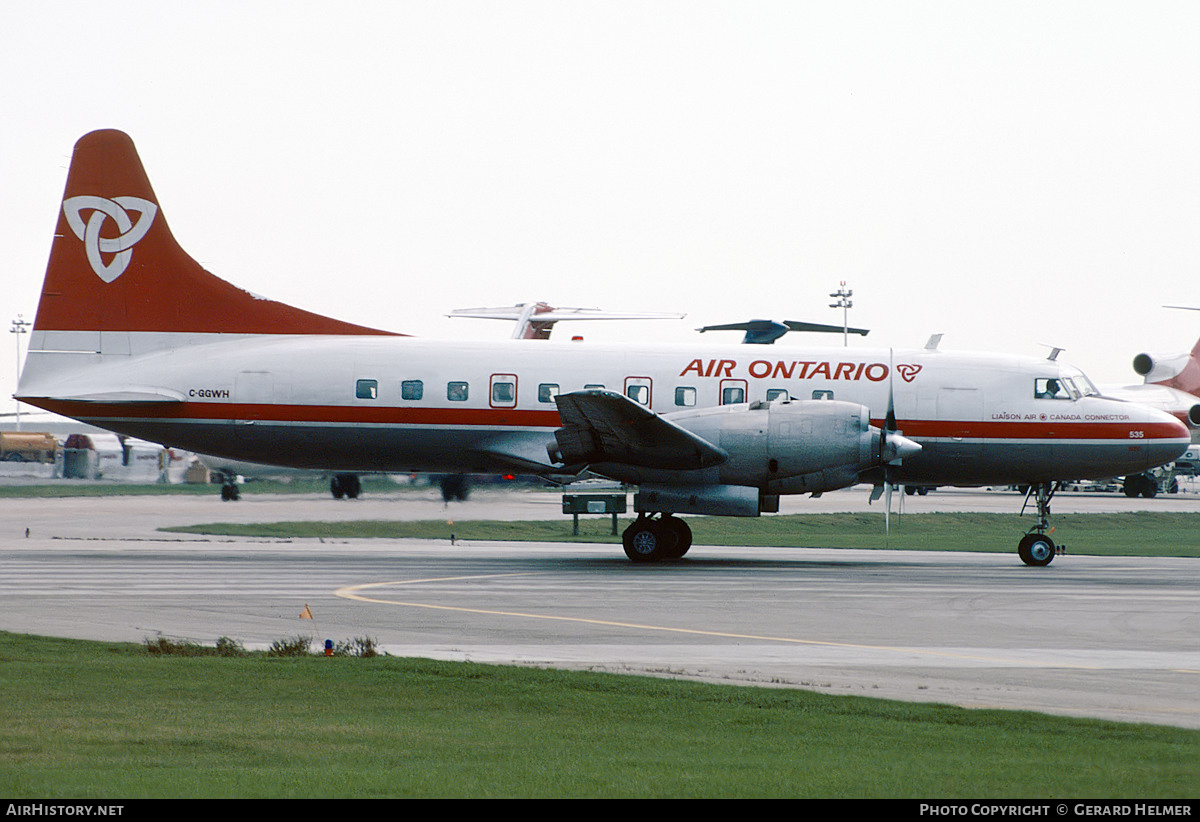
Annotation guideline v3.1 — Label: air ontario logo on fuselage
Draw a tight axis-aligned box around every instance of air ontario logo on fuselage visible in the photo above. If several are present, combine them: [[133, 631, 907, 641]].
[[62, 195, 158, 283]]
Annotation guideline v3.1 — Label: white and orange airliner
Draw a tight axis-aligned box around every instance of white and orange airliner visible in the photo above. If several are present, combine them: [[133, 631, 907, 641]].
[[15, 130, 1190, 565]]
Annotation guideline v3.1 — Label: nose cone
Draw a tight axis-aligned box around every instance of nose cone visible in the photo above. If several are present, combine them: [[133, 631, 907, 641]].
[[883, 432, 922, 465], [1118, 401, 1191, 472], [1146, 408, 1191, 465]]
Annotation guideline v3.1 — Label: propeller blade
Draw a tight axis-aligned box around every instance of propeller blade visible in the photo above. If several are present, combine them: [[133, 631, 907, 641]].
[[886, 348, 897, 433], [884, 480, 892, 538]]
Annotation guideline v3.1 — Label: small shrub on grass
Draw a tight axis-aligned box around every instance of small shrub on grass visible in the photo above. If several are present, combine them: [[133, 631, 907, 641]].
[[329, 636, 381, 658], [215, 636, 247, 657], [267, 635, 313, 657], [352, 635, 380, 658], [143, 636, 213, 656]]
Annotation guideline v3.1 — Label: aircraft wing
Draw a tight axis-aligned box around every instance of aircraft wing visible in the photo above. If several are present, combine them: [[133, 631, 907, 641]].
[[449, 302, 685, 339], [697, 319, 870, 344], [552, 390, 727, 469], [471, 431, 566, 473]]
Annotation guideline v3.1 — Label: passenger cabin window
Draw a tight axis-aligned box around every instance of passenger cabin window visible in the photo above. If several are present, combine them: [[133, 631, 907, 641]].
[[356, 379, 378, 400], [401, 380, 423, 401], [491, 377, 516, 405], [585, 383, 605, 391], [624, 377, 652, 406], [675, 386, 696, 407], [447, 381, 469, 402], [1035, 378, 1069, 400], [538, 383, 559, 403], [719, 379, 748, 406], [766, 388, 790, 402], [812, 390, 834, 400]]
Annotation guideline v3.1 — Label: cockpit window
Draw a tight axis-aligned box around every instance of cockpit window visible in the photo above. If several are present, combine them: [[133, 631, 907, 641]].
[[1073, 374, 1100, 397], [1035, 378, 1069, 399]]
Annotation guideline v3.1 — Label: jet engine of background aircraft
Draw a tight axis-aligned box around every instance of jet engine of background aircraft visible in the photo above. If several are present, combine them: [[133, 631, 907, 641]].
[[1098, 330, 1200, 498], [1107, 308, 1200, 434], [1129, 337, 1200, 421]]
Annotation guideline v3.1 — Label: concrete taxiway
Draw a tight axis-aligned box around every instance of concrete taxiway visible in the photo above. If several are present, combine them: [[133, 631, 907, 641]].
[[1, 486, 1198, 728]]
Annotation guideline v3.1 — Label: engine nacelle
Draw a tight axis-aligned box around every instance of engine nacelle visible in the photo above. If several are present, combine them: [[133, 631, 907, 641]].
[[668, 398, 884, 491], [564, 396, 920, 508], [1134, 351, 1191, 383]]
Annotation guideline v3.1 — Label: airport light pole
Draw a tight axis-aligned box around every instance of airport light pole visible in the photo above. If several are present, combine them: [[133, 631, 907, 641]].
[[11, 314, 29, 430], [828, 282, 853, 346]]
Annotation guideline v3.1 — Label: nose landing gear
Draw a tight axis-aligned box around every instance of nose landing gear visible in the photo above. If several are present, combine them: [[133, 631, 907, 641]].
[[1018, 482, 1061, 566], [1017, 531, 1056, 566]]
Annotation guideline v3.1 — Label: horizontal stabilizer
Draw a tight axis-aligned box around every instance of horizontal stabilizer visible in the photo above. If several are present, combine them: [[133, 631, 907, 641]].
[[553, 390, 726, 469], [19, 388, 185, 404]]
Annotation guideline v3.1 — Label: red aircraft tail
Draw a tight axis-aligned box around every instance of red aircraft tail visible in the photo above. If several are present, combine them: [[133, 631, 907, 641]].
[[33, 129, 393, 337]]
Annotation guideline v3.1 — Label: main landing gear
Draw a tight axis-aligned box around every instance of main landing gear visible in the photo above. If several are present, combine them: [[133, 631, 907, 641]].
[[214, 472, 240, 501], [330, 473, 361, 499], [621, 513, 693, 563], [1018, 482, 1060, 567]]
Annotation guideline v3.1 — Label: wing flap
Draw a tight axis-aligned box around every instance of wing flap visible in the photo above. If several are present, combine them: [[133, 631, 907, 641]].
[[553, 390, 726, 469]]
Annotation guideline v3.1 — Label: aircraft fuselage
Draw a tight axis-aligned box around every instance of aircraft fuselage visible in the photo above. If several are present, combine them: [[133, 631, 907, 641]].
[[21, 332, 1184, 487]]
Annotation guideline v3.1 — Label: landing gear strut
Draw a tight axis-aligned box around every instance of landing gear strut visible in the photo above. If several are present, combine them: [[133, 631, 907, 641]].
[[1018, 482, 1059, 566], [621, 513, 692, 563]]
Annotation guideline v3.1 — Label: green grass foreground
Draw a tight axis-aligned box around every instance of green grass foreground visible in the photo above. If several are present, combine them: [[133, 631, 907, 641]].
[[162, 511, 1200, 556], [0, 632, 1196, 799]]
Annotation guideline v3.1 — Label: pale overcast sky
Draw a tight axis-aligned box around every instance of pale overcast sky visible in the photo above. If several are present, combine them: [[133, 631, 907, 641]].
[[5, 1, 1200, 418]]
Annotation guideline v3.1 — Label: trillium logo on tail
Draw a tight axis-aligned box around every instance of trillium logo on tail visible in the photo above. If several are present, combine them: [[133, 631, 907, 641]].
[[62, 195, 158, 283]]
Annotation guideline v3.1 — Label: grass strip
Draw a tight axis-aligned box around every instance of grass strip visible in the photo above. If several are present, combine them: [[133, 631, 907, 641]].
[[161, 511, 1200, 556], [0, 478, 404, 498], [0, 631, 1195, 798]]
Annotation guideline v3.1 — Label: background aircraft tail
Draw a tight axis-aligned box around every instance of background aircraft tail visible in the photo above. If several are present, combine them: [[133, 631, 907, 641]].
[[1134, 337, 1200, 397], [31, 129, 394, 339]]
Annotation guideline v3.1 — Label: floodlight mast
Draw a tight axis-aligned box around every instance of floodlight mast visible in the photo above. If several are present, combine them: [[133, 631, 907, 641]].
[[828, 282, 853, 347], [10, 314, 29, 430]]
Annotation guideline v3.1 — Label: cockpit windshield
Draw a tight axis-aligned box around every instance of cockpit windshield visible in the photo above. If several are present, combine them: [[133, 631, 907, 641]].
[[1034, 372, 1100, 401], [1072, 373, 1100, 397]]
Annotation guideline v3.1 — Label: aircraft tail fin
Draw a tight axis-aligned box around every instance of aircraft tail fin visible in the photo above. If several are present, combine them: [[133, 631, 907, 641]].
[[31, 129, 394, 340]]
